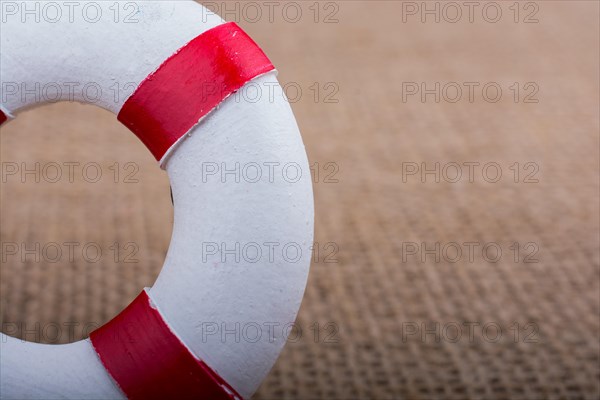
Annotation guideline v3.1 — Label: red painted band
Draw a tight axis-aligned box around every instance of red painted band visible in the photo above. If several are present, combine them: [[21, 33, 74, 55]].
[[90, 290, 240, 400], [118, 22, 275, 161], [0, 110, 7, 125]]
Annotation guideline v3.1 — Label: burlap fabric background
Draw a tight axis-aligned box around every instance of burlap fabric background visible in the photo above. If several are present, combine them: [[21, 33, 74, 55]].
[[1, 1, 599, 399]]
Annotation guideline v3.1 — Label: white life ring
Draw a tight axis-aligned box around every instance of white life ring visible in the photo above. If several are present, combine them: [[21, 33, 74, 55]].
[[0, 1, 313, 399]]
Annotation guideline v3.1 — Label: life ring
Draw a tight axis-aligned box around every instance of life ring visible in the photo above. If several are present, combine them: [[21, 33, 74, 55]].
[[0, 2, 314, 399]]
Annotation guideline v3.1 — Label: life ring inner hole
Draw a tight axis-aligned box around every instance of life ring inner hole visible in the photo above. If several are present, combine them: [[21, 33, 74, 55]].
[[0, 101, 174, 344]]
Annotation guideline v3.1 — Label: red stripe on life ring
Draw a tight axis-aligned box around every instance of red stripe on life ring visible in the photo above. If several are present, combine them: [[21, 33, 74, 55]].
[[118, 22, 275, 161], [0, 110, 7, 125], [90, 290, 241, 400]]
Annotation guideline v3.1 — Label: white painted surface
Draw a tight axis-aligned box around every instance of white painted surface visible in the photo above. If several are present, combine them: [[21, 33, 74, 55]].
[[153, 72, 313, 398], [0, 0, 222, 114], [0, 335, 124, 399], [0, 1, 313, 399]]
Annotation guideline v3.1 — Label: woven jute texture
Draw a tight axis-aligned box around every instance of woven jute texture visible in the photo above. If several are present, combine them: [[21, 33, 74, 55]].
[[1, 1, 599, 399]]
